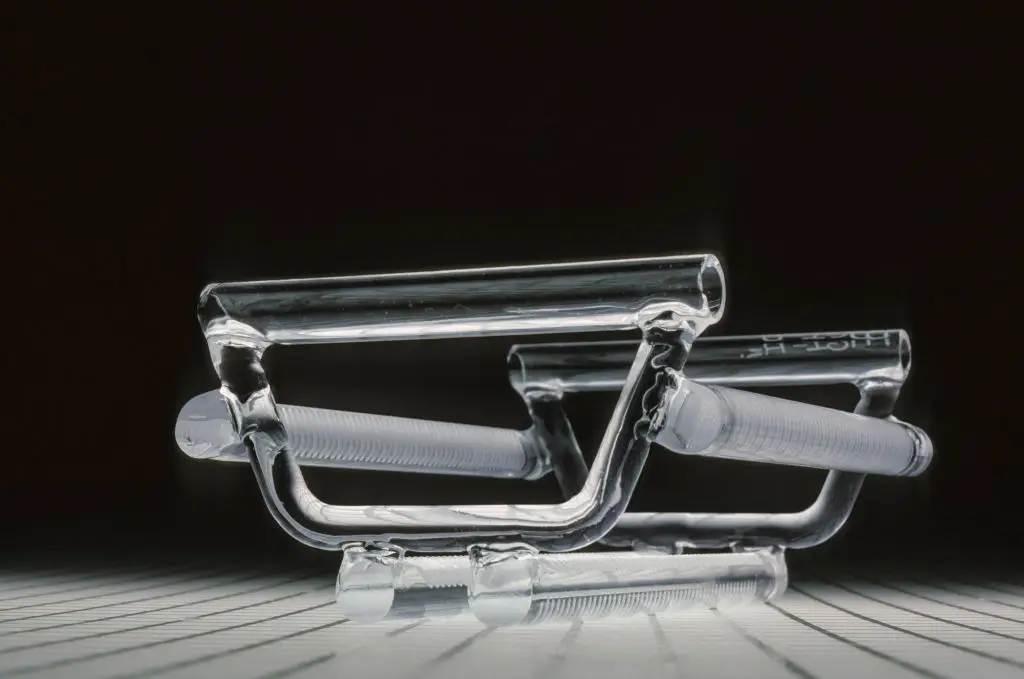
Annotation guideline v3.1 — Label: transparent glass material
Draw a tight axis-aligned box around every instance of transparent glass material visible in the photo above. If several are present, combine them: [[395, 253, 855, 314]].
[[509, 329, 913, 392], [510, 330, 929, 551], [180, 325, 933, 552], [335, 543, 787, 626], [183, 254, 935, 626], [195, 255, 726, 553], [512, 330, 930, 477], [176, 391, 547, 479], [176, 330, 928, 480]]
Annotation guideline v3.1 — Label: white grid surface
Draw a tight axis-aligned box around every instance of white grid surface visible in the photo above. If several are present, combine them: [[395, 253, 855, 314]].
[[1, 562, 1022, 679]]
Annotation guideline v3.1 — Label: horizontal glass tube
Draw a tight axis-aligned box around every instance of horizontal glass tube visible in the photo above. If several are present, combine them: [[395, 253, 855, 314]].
[[336, 547, 786, 626], [175, 390, 542, 478], [199, 254, 724, 345], [509, 329, 910, 392], [177, 328, 922, 480], [654, 379, 932, 476]]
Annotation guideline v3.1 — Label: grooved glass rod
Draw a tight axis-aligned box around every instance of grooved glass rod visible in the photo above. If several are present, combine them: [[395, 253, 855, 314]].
[[336, 544, 787, 626], [176, 329, 918, 477]]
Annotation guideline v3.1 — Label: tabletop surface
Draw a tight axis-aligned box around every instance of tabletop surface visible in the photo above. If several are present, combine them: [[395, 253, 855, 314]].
[[0, 555, 1022, 679]]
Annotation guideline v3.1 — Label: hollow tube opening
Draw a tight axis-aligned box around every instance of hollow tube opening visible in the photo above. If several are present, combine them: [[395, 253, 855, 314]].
[[700, 254, 726, 323], [898, 329, 912, 378]]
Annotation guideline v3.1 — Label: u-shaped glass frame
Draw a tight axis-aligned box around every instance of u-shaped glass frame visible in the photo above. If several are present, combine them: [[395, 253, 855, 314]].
[[507, 329, 917, 551], [198, 254, 725, 553]]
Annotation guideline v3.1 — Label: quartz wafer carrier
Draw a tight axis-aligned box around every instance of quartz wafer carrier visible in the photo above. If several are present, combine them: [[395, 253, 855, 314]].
[[181, 254, 932, 626]]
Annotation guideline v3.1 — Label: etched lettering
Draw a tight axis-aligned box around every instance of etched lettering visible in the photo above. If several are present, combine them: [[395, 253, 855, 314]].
[[761, 335, 787, 357], [850, 330, 893, 348], [743, 330, 895, 359]]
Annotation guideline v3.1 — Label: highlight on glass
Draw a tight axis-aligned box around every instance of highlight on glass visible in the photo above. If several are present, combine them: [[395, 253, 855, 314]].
[[178, 254, 932, 626]]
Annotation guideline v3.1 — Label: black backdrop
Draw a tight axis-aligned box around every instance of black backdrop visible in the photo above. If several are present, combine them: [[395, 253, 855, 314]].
[[4, 7, 1018, 567]]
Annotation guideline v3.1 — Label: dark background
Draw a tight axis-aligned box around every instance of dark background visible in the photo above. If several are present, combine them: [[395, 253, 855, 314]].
[[3, 7, 1018, 568]]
